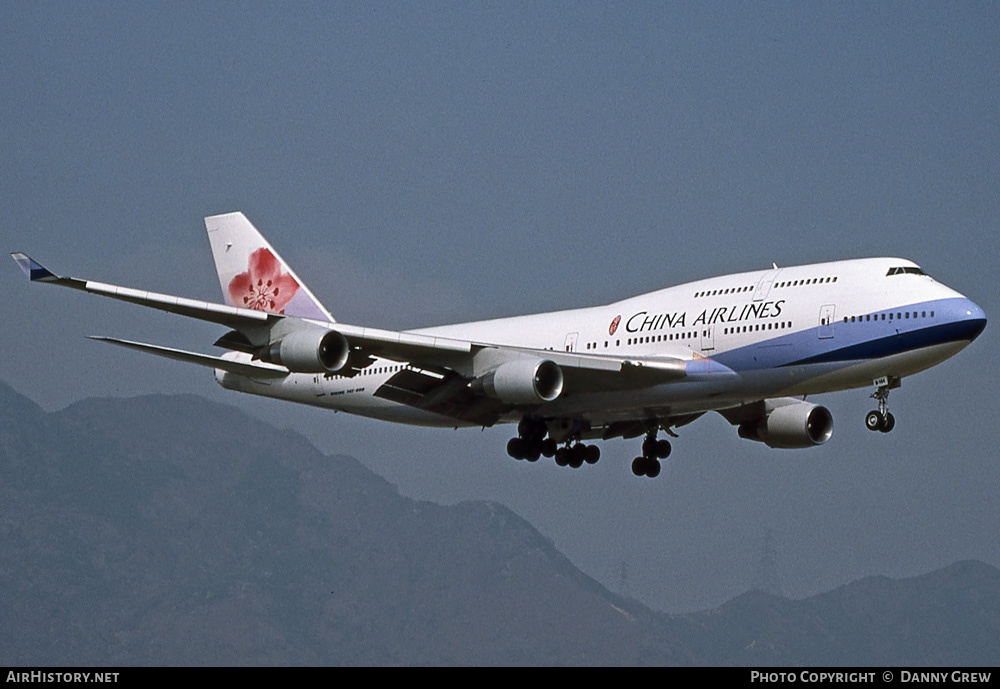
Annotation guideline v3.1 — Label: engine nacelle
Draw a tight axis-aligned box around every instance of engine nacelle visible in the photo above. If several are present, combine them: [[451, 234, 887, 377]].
[[473, 359, 564, 405], [268, 328, 349, 374], [738, 401, 834, 449]]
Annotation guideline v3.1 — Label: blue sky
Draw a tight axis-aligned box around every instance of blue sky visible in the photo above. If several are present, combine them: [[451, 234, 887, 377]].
[[3, 2, 998, 612]]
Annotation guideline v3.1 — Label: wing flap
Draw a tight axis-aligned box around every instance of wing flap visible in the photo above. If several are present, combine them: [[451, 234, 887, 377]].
[[375, 368, 507, 426]]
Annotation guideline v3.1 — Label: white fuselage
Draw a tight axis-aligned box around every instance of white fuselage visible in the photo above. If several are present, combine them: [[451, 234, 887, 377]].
[[216, 257, 986, 430]]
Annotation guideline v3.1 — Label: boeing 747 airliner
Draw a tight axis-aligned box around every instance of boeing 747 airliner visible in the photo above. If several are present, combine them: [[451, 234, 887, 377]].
[[13, 213, 986, 478]]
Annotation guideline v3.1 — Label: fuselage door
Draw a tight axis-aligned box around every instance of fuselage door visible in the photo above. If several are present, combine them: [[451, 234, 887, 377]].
[[701, 325, 716, 352], [818, 304, 836, 339], [564, 332, 579, 352]]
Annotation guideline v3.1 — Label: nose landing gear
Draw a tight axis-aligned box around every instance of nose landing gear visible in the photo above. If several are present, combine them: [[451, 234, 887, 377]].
[[865, 377, 898, 433]]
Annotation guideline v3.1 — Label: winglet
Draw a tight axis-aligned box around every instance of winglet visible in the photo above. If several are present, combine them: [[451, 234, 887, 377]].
[[11, 253, 58, 282]]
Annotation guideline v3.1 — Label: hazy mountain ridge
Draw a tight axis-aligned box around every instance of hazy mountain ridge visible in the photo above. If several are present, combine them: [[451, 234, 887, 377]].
[[679, 560, 1000, 666], [1, 382, 996, 665]]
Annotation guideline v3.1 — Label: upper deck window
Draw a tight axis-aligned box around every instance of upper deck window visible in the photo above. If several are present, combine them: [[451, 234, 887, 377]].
[[886, 266, 926, 276]]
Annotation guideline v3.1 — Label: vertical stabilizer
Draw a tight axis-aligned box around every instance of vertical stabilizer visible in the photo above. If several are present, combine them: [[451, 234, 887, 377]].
[[204, 212, 334, 322]]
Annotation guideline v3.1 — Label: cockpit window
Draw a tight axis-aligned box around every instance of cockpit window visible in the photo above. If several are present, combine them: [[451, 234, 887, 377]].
[[886, 266, 926, 276]]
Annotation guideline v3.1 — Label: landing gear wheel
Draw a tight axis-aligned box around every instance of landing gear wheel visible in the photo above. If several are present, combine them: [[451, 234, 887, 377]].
[[568, 444, 586, 468], [879, 412, 895, 433], [655, 439, 672, 459], [554, 447, 569, 467], [634, 429, 671, 477], [584, 444, 600, 465], [631, 457, 646, 476], [865, 411, 883, 432], [642, 435, 657, 458], [540, 438, 557, 458], [507, 437, 525, 459], [524, 442, 541, 462], [631, 456, 661, 478]]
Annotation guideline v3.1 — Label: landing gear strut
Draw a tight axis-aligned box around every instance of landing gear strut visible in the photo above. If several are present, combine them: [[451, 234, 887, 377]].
[[865, 377, 897, 433], [631, 431, 671, 478]]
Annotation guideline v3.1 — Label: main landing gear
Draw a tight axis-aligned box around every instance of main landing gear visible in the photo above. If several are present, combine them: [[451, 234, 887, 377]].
[[506, 417, 600, 469], [508, 416, 674, 477], [865, 377, 897, 433], [631, 432, 671, 479], [553, 443, 601, 469]]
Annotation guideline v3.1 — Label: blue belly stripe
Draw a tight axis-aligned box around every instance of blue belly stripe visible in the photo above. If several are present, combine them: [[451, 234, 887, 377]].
[[782, 318, 986, 367], [711, 297, 985, 372]]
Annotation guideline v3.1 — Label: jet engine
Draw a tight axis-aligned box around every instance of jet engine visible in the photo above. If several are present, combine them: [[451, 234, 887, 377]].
[[267, 328, 350, 374], [738, 401, 834, 449], [473, 359, 564, 405]]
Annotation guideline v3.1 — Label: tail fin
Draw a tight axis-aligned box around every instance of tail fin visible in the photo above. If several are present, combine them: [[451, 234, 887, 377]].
[[204, 212, 334, 322]]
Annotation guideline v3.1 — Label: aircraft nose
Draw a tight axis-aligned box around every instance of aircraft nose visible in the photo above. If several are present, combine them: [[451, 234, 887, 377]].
[[960, 299, 987, 342]]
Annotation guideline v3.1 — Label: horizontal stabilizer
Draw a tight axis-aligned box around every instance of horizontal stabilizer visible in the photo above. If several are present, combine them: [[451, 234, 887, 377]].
[[89, 336, 289, 378]]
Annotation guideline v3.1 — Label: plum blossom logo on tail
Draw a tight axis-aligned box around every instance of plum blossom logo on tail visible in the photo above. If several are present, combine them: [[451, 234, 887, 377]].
[[228, 248, 300, 313], [609, 315, 621, 336]]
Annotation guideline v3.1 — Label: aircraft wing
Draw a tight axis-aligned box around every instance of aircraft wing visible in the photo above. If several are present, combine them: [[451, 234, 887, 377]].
[[515, 347, 687, 390], [372, 349, 693, 426], [13, 252, 695, 419], [88, 336, 289, 379], [12, 253, 475, 359], [12, 252, 276, 330]]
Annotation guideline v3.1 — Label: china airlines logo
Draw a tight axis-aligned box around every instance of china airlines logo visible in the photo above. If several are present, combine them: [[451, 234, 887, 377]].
[[609, 315, 621, 336], [228, 248, 300, 314]]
